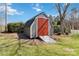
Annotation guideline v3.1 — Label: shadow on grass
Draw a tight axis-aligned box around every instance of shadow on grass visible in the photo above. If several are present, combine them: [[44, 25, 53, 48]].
[[10, 32, 30, 56], [17, 32, 30, 39], [10, 39, 21, 56], [0, 32, 44, 55]]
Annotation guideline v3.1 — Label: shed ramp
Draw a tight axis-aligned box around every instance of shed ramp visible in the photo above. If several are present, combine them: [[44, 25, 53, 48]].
[[39, 36, 56, 43]]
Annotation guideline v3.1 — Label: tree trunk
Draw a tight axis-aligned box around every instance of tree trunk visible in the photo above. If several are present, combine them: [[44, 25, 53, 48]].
[[60, 18, 65, 34]]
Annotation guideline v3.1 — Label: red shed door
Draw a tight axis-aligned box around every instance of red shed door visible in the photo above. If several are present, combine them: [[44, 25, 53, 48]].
[[38, 18, 48, 36]]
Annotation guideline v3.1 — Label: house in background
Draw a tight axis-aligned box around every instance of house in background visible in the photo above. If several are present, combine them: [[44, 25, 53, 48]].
[[24, 12, 51, 38]]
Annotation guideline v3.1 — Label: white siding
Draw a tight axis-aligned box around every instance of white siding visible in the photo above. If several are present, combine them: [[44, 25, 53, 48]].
[[30, 19, 37, 38], [48, 19, 51, 36]]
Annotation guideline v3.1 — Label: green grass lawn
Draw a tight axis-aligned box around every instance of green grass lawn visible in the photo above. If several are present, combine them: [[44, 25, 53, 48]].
[[0, 33, 79, 56]]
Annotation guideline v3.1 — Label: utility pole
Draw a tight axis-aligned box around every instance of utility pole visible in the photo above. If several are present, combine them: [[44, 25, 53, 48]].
[[4, 3, 7, 32]]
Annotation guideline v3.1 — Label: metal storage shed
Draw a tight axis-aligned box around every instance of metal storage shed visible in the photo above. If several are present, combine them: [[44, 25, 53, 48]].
[[24, 12, 51, 38]]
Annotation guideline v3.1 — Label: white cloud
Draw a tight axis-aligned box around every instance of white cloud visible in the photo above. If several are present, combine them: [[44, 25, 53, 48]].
[[32, 3, 42, 12], [0, 3, 24, 16], [33, 7, 42, 12], [7, 6, 24, 15]]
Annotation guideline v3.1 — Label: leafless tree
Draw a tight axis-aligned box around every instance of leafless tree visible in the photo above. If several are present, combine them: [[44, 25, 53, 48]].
[[70, 8, 79, 30], [71, 8, 79, 20], [49, 15, 54, 35], [55, 3, 70, 34]]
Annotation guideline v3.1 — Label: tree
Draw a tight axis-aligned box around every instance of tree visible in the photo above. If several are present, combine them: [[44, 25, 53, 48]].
[[71, 8, 79, 20], [55, 3, 70, 34], [49, 15, 54, 35], [70, 8, 79, 29]]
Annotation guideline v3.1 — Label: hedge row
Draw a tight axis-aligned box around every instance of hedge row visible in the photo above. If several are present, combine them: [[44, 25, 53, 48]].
[[7, 22, 24, 33]]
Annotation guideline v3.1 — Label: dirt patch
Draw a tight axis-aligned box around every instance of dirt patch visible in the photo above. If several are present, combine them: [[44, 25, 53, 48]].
[[0, 33, 18, 39], [63, 48, 74, 53]]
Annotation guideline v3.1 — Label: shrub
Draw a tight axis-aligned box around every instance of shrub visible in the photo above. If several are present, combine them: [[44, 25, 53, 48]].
[[7, 22, 24, 33], [54, 25, 61, 35], [53, 25, 71, 35], [64, 26, 71, 35]]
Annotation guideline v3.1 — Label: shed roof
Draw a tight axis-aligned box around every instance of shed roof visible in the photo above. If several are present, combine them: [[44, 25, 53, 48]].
[[25, 12, 48, 26]]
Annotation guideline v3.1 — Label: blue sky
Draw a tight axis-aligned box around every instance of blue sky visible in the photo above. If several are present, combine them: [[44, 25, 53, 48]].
[[1, 3, 79, 23]]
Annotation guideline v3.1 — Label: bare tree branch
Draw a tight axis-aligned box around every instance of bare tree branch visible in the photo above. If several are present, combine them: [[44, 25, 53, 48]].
[[56, 3, 62, 18], [55, 3, 70, 34], [63, 3, 70, 18]]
